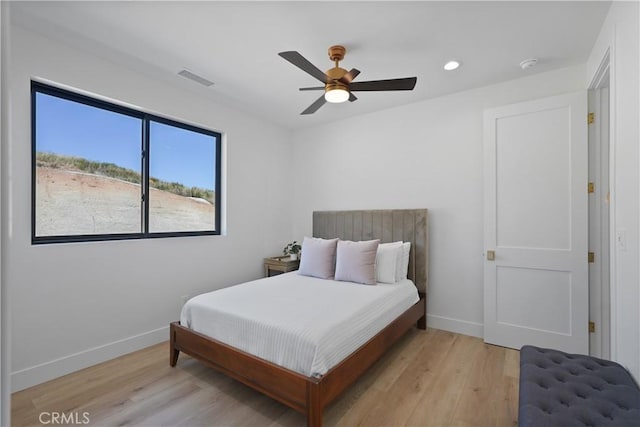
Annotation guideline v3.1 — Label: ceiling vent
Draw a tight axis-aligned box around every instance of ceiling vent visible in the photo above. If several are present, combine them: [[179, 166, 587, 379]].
[[178, 69, 214, 87]]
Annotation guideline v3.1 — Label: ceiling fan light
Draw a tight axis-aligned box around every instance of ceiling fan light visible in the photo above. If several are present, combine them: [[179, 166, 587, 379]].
[[325, 88, 349, 103]]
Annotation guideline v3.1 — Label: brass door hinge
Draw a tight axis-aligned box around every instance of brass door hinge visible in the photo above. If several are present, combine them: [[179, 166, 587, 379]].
[[588, 252, 595, 263], [589, 321, 595, 333], [486, 250, 495, 261], [588, 112, 595, 124], [588, 182, 595, 193]]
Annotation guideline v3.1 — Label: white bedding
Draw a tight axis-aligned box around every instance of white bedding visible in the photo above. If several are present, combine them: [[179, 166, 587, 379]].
[[180, 272, 420, 377]]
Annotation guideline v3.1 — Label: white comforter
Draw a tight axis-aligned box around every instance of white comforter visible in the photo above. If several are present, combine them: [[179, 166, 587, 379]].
[[180, 272, 420, 377]]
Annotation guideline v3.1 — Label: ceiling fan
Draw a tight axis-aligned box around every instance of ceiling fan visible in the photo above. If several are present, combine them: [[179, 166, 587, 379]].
[[278, 45, 417, 115]]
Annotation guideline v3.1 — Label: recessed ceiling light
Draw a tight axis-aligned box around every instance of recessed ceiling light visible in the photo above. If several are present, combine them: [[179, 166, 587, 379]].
[[444, 60, 461, 71]]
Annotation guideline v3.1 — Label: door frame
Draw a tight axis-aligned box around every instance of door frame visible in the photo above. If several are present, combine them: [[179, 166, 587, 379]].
[[0, 2, 8, 425], [588, 49, 613, 359]]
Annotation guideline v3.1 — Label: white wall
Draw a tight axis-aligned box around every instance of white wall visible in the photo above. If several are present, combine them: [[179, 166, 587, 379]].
[[291, 65, 587, 338], [587, 1, 640, 380], [7, 23, 293, 391]]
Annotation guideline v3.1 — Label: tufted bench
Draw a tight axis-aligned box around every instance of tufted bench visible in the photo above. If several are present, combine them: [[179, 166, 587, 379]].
[[519, 345, 640, 427]]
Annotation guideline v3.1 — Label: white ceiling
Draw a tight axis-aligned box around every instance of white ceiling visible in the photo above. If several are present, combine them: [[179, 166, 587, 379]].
[[12, 1, 611, 130]]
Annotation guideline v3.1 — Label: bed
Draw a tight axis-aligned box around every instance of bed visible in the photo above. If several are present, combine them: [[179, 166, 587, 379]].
[[170, 209, 429, 427]]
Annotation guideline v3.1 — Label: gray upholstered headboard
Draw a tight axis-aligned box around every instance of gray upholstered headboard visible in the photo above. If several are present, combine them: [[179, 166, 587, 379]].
[[312, 209, 429, 294]]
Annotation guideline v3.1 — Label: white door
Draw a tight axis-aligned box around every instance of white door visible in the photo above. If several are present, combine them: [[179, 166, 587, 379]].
[[483, 92, 588, 353]]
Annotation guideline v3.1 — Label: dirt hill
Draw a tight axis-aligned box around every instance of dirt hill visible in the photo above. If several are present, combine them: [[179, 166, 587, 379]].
[[36, 167, 215, 236]]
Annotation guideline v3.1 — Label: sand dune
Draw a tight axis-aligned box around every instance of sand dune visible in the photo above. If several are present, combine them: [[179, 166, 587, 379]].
[[36, 167, 215, 237]]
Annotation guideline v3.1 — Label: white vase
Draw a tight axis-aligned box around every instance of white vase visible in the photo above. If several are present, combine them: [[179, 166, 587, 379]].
[[289, 253, 298, 261]]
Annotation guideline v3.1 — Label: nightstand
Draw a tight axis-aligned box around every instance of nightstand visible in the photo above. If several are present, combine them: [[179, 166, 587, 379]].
[[264, 256, 300, 277]]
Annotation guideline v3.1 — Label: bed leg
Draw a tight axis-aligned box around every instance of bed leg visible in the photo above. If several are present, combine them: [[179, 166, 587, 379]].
[[169, 324, 180, 367], [306, 381, 322, 427], [170, 348, 180, 367], [417, 293, 427, 330], [417, 315, 427, 330]]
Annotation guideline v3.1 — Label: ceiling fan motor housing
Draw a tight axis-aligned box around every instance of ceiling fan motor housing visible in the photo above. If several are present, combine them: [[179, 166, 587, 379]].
[[326, 46, 349, 93], [325, 67, 349, 93]]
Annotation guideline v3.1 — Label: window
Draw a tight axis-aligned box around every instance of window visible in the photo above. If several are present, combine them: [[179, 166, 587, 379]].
[[32, 81, 221, 244]]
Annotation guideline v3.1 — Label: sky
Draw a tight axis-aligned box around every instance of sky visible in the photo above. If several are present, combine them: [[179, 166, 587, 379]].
[[35, 92, 216, 190]]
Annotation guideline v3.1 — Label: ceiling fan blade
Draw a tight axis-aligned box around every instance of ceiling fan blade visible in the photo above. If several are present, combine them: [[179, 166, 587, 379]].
[[339, 68, 361, 84], [350, 77, 417, 92], [301, 94, 327, 115], [349, 92, 358, 102], [279, 51, 328, 84]]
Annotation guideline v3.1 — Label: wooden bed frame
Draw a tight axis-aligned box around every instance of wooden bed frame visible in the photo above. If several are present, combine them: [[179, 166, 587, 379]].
[[170, 209, 429, 427]]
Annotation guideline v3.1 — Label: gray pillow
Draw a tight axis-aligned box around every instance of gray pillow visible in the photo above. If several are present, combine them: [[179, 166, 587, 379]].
[[298, 237, 339, 279], [334, 239, 380, 285]]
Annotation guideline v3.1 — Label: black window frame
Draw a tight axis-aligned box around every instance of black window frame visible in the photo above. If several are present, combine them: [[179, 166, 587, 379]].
[[31, 81, 222, 244]]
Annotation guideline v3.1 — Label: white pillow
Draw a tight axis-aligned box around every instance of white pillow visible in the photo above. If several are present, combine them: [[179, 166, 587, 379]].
[[399, 242, 411, 280], [298, 237, 339, 279], [334, 239, 380, 285], [376, 241, 403, 283]]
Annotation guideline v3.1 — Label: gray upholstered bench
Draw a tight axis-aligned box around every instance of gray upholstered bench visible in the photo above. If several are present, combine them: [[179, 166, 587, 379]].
[[519, 345, 640, 427]]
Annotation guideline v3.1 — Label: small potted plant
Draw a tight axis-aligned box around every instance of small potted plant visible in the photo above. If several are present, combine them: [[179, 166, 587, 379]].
[[283, 241, 302, 261]]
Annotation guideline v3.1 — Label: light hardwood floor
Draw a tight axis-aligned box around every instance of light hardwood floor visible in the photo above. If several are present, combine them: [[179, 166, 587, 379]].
[[12, 328, 520, 426]]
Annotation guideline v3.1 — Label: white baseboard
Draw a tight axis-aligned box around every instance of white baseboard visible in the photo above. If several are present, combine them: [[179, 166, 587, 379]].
[[11, 326, 168, 392], [11, 317, 482, 392], [427, 313, 484, 338]]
